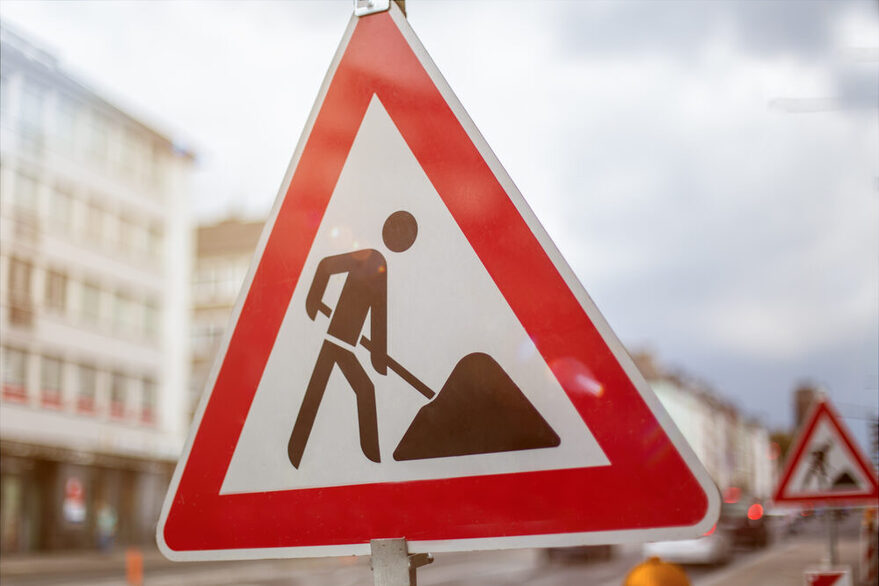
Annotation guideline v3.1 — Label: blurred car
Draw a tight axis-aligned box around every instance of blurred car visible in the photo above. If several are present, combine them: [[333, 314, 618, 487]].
[[765, 506, 800, 535], [642, 523, 732, 565], [720, 498, 769, 548], [641, 495, 770, 565]]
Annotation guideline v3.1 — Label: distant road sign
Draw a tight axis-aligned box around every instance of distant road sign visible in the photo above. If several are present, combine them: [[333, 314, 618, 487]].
[[158, 2, 718, 561], [803, 567, 852, 586], [774, 399, 879, 506]]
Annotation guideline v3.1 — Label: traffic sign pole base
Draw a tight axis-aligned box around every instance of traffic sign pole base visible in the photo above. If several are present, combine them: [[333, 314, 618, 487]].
[[370, 538, 433, 586]]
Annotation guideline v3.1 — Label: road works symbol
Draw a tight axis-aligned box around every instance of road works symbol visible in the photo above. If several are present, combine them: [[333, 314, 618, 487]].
[[157, 2, 719, 561], [774, 399, 879, 506], [288, 210, 559, 468]]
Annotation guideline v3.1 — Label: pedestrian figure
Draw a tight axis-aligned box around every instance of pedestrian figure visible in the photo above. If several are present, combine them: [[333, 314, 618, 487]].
[[803, 441, 833, 490], [96, 501, 117, 552], [287, 211, 418, 468]]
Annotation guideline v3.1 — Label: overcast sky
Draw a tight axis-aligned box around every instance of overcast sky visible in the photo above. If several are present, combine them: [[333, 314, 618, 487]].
[[2, 1, 876, 443]]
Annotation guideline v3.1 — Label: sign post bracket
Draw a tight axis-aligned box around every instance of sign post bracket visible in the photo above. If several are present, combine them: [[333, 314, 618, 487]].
[[370, 538, 433, 586], [353, 0, 406, 17]]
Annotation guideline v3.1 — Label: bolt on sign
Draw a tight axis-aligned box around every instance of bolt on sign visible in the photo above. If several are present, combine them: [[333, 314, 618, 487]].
[[158, 2, 719, 560]]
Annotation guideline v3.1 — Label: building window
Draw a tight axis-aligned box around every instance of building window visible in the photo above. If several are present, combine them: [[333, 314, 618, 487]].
[[85, 201, 103, 244], [40, 356, 63, 408], [104, 210, 118, 249], [120, 128, 140, 177], [81, 282, 101, 324], [19, 81, 44, 128], [117, 215, 133, 255], [77, 365, 97, 413], [8, 257, 34, 326], [9, 257, 33, 301], [192, 322, 221, 356], [1, 347, 28, 402], [19, 81, 45, 153], [148, 224, 162, 259], [49, 185, 74, 234], [88, 113, 109, 164], [0, 72, 10, 121], [110, 372, 126, 419], [193, 265, 214, 302], [134, 222, 149, 257], [112, 292, 134, 334], [142, 378, 156, 424], [144, 300, 159, 340], [13, 171, 39, 213], [45, 270, 68, 314], [150, 143, 165, 189], [55, 96, 78, 153]]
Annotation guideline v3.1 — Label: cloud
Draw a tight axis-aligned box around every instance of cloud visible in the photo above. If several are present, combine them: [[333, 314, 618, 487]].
[[555, 0, 873, 60], [412, 3, 878, 428], [2, 0, 875, 434]]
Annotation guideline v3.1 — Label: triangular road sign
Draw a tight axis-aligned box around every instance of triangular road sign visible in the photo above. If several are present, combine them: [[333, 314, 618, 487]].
[[774, 398, 879, 506], [158, 3, 718, 560]]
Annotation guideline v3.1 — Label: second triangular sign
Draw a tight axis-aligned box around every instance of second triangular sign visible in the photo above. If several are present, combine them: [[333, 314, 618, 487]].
[[774, 398, 879, 506]]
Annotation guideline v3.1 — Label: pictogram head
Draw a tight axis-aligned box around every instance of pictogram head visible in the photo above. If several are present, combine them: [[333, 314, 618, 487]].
[[382, 210, 417, 252]]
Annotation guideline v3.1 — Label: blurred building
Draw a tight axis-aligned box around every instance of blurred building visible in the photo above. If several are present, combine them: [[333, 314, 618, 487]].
[[870, 416, 878, 472], [793, 383, 820, 429], [0, 24, 194, 552], [190, 217, 263, 420], [632, 352, 776, 500]]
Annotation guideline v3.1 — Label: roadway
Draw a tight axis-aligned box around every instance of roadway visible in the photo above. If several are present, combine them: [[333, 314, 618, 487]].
[[0, 513, 866, 586]]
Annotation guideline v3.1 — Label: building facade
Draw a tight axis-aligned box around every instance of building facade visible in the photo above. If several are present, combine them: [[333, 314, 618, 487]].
[[0, 24, 194, 552], [190, 217, 263, 420], [633, 352, 776, 500]]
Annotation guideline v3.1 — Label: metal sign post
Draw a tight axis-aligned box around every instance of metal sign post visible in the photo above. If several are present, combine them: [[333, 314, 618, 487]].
[[370, 539, 433, 586], [826, 508, 838, 566]]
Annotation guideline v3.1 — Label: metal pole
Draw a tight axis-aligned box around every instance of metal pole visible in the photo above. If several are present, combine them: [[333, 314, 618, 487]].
[[370, 538, 433, 586], [371, 539, 410, 586], [826, 508, 838, 566]]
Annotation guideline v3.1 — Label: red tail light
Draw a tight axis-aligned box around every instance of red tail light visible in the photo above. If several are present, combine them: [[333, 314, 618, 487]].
[[747, 503, 764, 521], [703, 523, 716, 536], [723, 486, 741, 504]]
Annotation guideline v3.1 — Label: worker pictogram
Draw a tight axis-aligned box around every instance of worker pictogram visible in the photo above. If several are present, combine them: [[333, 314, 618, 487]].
[[774, 399, 879, 506], [288, 210, 559, 468], [158, 2, 719, 561]]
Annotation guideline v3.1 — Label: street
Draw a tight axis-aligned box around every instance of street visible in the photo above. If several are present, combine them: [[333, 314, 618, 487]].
[[1, 514, 868, 586]]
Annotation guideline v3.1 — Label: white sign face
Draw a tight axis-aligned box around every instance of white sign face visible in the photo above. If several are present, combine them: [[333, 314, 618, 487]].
[[222, 97, 609, 494]]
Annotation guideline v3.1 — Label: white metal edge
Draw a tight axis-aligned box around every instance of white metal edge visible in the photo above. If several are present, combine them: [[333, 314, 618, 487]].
[[158, 2, 720, 561], [155, 12, 361, 562], [153, 524, 728, 562]]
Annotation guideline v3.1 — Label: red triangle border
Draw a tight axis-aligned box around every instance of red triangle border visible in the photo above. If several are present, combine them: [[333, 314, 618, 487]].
[[160, 8, 715, 555]]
